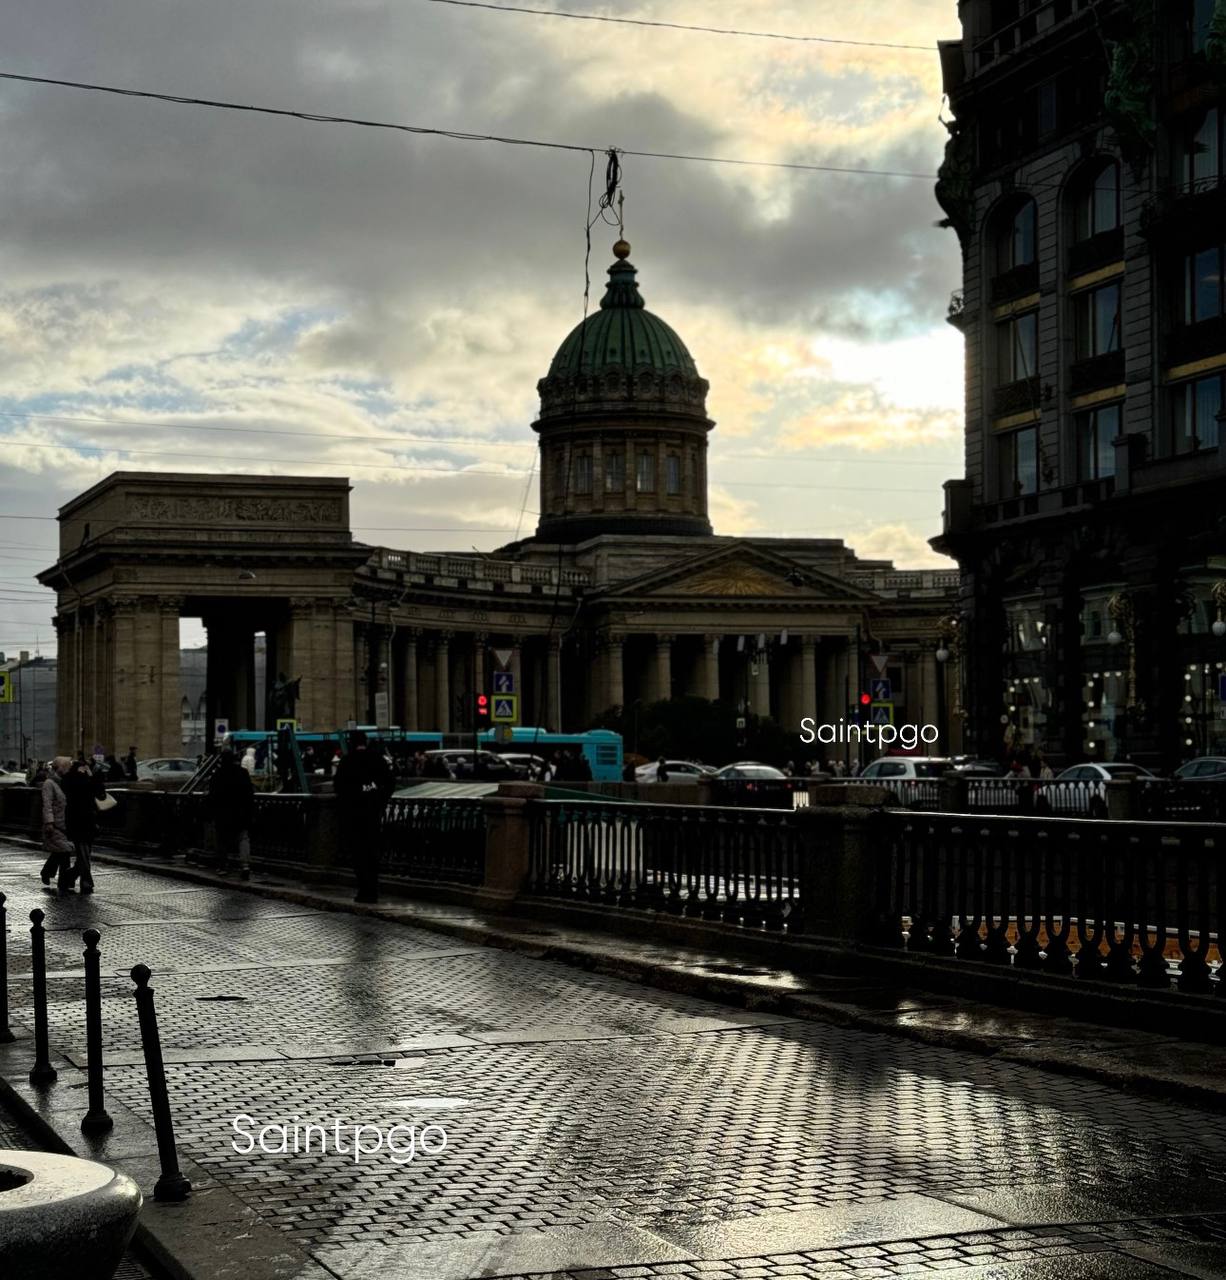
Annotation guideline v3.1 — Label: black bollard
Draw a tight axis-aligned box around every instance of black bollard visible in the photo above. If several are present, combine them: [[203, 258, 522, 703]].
[[29, 908, 57, 1085], [80, 929, 113, 1134], [130, 964, 191, 1201], [0, 893, 14, 1043]]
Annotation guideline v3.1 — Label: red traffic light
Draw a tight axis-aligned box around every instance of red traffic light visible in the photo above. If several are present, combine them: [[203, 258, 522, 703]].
[[860, 692, 872, 705], [476, 694, 490, 718]]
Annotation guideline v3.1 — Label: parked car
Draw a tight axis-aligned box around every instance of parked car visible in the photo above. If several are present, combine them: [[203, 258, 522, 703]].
[[420, 749, 519, 781], [634, 760, 714, 784], [493, 752, 547, 779], [711, 762, 787, 781], [857, 756, 951, 807], [0, 768, 27, 787], [1173, 757, 1226, 779], [1048, 762, 1155, 816], [709, 762, 795, 808], [136, 757, 198, 781]]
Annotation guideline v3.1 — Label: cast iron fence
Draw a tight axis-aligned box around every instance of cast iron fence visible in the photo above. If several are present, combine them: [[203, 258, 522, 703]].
[[382, 795, 485, 885], [526, 800, 804, 929], [878, 810, 1224, 992]]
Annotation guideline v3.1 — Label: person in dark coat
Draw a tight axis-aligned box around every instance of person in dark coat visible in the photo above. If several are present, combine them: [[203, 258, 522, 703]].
[[208, 748, 255, 880], [333, 730, 394, 903], [104, 754, 125, 783], [40, 756, 74, 892], [123, 746, 138, 780], [62, 758, 105, 893]]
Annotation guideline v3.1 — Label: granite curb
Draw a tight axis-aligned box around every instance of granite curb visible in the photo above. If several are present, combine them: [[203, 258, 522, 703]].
[[71, 845, 1226, 1117]]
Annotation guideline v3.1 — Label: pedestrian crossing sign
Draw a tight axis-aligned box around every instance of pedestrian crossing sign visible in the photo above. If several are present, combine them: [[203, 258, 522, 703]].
[[870, 702, 894, 725], [276, 718, 298, 731], [0, 670, 10, 703], [491, 695, 518, 724]]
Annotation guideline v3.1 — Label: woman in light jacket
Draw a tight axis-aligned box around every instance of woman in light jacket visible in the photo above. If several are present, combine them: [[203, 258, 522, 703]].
[[39, 756, 75, 893]]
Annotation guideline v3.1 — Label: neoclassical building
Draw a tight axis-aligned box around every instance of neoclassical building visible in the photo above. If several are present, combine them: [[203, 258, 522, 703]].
[[39, 241, 959, 758]]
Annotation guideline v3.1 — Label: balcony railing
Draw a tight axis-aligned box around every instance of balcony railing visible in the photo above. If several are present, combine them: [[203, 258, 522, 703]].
[[1069, 349, 1125, 395], [992, 376, 1041, 418], [990, 261, 1040, 305], [1068, 226, 1124, 277], [973, 0, 1096, 71], [1166, 316, 1226, 368]]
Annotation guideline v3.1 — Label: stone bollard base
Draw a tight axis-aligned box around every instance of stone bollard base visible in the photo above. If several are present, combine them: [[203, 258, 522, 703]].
[[0, 1149, 142, 1279]]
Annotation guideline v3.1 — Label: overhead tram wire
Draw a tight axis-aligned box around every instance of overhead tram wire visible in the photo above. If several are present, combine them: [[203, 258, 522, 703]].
[[0, 71, 941, 185], [423, 0, 934, 50]]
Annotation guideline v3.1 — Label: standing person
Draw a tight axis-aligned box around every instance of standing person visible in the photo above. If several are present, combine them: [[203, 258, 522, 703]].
[[123, 746, 138, 781], [103, 753, 125, 783], [208, 748, 254, 880], [333, 730, 393, 904], [656, 756, 670, 783], [39, 757, 74, 892], [62, 759, 105, 894]]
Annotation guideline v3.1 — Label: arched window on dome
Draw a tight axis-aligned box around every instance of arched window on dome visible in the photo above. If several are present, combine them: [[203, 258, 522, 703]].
[[636, 450, 656, 494]]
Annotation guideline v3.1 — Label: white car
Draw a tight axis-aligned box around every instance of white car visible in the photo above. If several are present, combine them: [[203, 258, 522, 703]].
[[858, 757, 951, 781], [0, 769, 28, 787], [1048, 762, 1154, 816], [136, 757, 199, 781], [634, 760, 714, 784]]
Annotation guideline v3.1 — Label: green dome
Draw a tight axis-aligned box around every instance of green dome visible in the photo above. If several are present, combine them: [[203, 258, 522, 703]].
[[547, 253, 699, 380]]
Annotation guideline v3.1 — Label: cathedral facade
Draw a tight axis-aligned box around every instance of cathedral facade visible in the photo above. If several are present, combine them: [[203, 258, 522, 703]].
[[40, 243, 959, 760]]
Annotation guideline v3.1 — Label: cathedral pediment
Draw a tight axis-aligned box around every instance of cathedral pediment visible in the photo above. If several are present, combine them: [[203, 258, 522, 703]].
[[601, 542, 876, 603]]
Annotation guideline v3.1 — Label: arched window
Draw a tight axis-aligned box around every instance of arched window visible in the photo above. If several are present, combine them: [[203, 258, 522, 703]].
[[1177, 107, 1223, 193], [995, 198, 1037, 274], [1072, 160, 1120, 242]]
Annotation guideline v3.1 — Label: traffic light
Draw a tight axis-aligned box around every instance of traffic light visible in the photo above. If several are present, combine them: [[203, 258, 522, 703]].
[[476, 693, 490, 722], [859, 692, 871, 706]]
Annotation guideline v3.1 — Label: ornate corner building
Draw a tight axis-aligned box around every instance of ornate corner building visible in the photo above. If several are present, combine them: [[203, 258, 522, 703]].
[[38, 243, 959, 759], [934, 0, 1226, 769]]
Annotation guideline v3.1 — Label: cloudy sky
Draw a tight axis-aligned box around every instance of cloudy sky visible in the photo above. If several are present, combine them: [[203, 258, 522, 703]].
[[0, 0, 963, 654]]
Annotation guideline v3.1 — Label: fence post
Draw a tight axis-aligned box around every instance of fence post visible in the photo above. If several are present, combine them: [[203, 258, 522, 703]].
[[80, 929, 113, 1134], [303, 793, 342, 881], [28, 908, 57, 1085], [794, 805, 890, 945], [479, 783, 542, 908], [938, 773, 968, 813], [130, 964, 191, 1201], [0, 892, 13, 1043], [1104, 779, 1135, 821]]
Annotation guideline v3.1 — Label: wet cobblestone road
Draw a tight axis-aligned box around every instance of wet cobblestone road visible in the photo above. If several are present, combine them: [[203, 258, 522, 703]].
[[3, 841, 1226, 1279]]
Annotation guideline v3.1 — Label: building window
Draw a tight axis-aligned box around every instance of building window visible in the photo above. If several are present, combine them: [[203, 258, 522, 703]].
[[635, 450, 655, 493], [997, 310, 1037, 383], [665, 453, 681, 495], [1178, 107, 1222, 193], [1074, 283, 1121, 359], [1169, 373, 1224, 454], [996, 199, 1037, 273], [997, 426, 1038, 496], [1074, 161, 1120, 241], [1192, 0, 1216, 53], [1076, 403, 1121, 479], [1184, 245, 1225, 324], [573, 452, 592, 495], [604, 450, 625, 493]]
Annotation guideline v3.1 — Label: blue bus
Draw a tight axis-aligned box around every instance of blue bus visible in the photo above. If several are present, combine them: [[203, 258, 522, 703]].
[[209, 725, 623, 787]]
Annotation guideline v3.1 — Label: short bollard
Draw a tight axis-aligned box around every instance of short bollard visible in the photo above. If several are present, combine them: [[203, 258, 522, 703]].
[[80, 929, 113, 1134], [0, 892, 14, 1043], [131, 964, 191, 1201], [29, 908, 57, 1085]]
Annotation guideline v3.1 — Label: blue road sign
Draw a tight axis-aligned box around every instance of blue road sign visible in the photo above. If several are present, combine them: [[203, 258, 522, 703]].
[[869, 702, 894, 725], [870, 677, 891, 702], [493, 670, 516, 695]]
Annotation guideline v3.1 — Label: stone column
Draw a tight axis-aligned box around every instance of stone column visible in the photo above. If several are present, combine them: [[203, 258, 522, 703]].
[[546, 637, 561, 731], [332, 604, 357, 727], [158, 597, 182, 757], [286, 598, 318, 730], [111, 600, 138, 757], [696, 635, 719, 702], [800, 637, 818, 727], [134, 597, 161, 754], [473, 633, 487, 708], [605, 633, 625, 711], [435, 633, 452, 732], [94, 602, 113, 754], [651, 635, 673, 704], [402, 630, 420, 731], [54, 611, 77, 755], [749, 645, 771, 718]]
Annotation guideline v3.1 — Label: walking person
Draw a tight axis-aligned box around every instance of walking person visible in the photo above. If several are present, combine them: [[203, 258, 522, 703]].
[[62, 758, 106, 894], [333, 730, 393, 904], [39, 756, 75, 892], [123, 746, 138, 781], [207, 748, 254, 880]]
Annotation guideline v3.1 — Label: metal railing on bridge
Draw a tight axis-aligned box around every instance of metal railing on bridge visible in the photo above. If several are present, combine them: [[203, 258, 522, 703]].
[[382, 794, 485, 885], [877, 810, 1224, 992], [526, 799, 804, 930]]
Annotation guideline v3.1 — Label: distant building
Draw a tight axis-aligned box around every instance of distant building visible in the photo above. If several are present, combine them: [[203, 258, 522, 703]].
[[0, 653, 57, 765], [934, 0, 1226, 767]]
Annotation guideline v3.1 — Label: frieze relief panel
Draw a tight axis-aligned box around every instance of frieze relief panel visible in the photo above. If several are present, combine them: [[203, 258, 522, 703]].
[[127, 495, 344, 525]]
